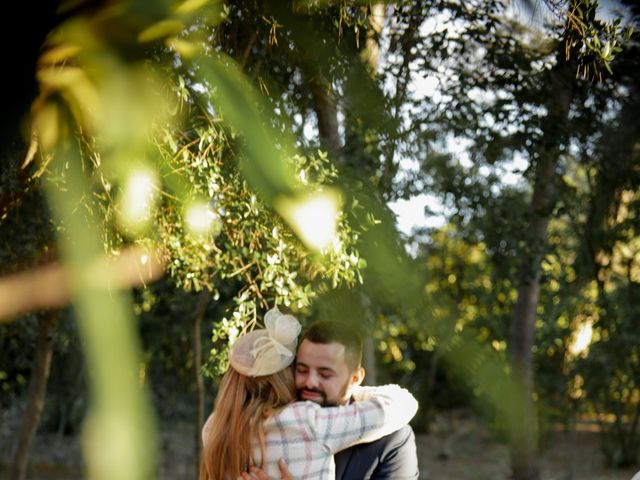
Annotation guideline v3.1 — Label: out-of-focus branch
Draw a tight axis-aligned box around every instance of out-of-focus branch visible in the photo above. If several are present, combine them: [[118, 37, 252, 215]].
[[0, 246, 165, 322], [517, 0, 634, 80]]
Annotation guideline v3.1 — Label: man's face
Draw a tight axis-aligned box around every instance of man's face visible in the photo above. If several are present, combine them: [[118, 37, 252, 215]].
[[294, 339, 362, 406]]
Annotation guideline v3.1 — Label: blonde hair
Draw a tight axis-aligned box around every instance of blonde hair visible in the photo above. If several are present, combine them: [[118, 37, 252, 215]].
[[199, 366, 295, 480]]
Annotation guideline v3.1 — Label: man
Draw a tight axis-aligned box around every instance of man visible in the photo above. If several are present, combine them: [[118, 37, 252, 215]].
[[243, 320, 419, 480]]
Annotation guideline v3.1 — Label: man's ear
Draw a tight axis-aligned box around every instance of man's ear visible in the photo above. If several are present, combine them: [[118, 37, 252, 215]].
[[351, 367, 365, 387]]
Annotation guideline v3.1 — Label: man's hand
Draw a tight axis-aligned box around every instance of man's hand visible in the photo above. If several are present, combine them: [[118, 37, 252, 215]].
[[239, 459, 293, 480]]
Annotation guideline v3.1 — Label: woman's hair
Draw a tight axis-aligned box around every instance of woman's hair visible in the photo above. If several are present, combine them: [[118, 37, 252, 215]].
[[199, 365, 296, 480]]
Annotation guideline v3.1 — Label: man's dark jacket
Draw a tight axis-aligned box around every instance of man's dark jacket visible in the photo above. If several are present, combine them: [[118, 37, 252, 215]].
[[334, 425, 419, 479]]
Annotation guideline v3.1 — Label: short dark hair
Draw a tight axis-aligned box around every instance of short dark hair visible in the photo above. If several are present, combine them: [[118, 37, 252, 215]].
[[301, 320, 363, 372]]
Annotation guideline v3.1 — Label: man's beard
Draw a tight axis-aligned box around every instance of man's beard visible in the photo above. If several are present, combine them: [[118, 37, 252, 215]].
[[297, 381, 351, 407]]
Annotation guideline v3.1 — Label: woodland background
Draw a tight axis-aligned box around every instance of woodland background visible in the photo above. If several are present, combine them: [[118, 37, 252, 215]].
[[0, 0, 638, 479]]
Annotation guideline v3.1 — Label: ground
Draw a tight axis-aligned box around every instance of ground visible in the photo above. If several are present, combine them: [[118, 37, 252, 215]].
[[418, 410, 639, 480], [1, 408, 639, 479]]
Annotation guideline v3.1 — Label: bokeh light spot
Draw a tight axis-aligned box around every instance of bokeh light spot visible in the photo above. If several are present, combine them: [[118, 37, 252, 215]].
[[184, 201, 222, 237], [277, 190, 340, 252]]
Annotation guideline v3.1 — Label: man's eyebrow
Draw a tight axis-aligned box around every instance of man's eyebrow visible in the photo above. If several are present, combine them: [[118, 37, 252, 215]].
[[318, 367, 336, 374], [294, 362, 336, 374]]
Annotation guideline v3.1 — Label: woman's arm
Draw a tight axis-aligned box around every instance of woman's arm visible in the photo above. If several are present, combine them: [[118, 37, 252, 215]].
[[304, 384, 418, 453]]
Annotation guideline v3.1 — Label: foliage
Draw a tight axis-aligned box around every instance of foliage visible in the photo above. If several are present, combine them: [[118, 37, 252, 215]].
[[23, 0, 366, 361], [0, 0, 637, 477], [0, 1, 369, 477], [380, 0, 640, 464], [550, 0, 634, 79]]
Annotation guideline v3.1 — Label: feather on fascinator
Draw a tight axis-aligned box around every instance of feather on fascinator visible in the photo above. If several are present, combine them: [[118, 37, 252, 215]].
[[228, 307, 302, 377]]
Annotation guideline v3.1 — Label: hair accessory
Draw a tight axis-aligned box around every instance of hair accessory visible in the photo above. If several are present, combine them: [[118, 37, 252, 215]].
[[228, 307, 301, 377]]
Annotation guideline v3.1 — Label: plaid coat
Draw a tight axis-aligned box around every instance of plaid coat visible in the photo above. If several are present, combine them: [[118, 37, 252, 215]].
[[203, 384, 418, 479]]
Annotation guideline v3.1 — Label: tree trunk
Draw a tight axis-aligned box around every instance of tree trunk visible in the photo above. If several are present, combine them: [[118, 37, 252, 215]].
[[509, 62, 573, 480], [308, 5, 385, 161], [192, 291, 209, 475], [309, 73, 382, 381], [362, 315, 378, 386], [354, 6, 386, 386], [307, 5, 387, 386], [309, 74, 342, 159], [9, 311, 58, 480], [362, 4, 385, 75], [509, 155, 556, 480]]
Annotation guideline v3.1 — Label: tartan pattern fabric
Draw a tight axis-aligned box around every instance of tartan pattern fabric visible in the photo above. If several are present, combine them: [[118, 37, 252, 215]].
[[203, 384, 418, 479]]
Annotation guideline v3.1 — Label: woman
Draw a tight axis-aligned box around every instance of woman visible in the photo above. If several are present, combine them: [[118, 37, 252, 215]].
[[200, 307, 417, 480]]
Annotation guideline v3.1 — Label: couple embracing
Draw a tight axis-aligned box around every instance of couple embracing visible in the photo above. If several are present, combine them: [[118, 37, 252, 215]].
[[200, 307, 419, 479]]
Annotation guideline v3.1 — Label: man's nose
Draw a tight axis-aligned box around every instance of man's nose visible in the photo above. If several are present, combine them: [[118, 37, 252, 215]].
[[305, 371, 320, 388]]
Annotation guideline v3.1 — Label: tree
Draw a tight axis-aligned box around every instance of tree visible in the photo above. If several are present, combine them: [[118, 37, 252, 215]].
[[378, 0, 636, 477], [2, 1, 635, 477], [569, 23, 640, 465]]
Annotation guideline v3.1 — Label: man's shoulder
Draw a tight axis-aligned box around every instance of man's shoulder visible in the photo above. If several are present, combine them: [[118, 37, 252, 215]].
[[347, 424, 416, 454], [335, 425, 419, 480]]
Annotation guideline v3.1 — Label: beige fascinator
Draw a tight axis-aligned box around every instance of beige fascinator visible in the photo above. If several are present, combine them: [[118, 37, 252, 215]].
[[228, 307, 302, 377]]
